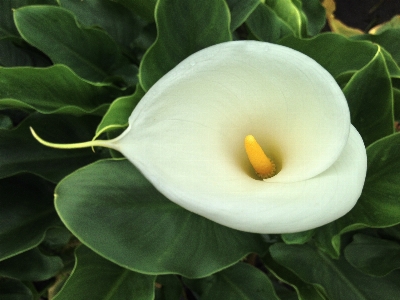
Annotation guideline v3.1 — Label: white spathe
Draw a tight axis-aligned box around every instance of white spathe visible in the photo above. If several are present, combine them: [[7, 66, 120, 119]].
[[29, 41, 366, 233], [104, 41, 367, 233]]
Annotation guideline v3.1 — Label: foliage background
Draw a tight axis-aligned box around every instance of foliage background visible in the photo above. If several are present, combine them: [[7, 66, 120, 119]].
[[1, 0, 400, 299]]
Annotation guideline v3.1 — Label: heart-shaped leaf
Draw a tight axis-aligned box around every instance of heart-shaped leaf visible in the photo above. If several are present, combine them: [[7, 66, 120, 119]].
[[55, 159, 267, 278]]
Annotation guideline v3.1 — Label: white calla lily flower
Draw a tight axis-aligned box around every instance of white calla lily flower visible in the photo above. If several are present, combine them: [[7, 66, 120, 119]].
[[32, 41, 367, 233]]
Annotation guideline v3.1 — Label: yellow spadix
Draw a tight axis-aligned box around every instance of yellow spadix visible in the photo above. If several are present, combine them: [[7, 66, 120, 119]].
[[244, 135, 275, 179]]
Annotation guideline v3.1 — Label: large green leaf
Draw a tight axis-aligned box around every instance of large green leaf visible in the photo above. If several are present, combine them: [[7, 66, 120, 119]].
[[270, 243, 400, 300], [279, 33, 398, 79], [245, 3, 294, 43], [0, 65, 122, 115], [352, 29, 400, 65], [139, 0, 232, 91], [95, 85, 145, 136], [314, 133, 400, 258], [53, 245, 155, 300], [0, 37, 50, 67], [225, 0, 260, 31], [300, 0, 326, 36], [55, 159, 266, 278], [264, 0, 305, 37], [58, 0, 142, 51], [0, 247, 63, 281], [0, 113, 102, 182], [344, 234, 400, 277], [263, 252, 325, 300], [184, 262, 280, 300], [113, 0, 157, 21], [0, 278, 33, 300], [0, 174, 60, 261], [14, 6, 126, 82], [0, 0, 56, 39], [343, 47, 394, 146]]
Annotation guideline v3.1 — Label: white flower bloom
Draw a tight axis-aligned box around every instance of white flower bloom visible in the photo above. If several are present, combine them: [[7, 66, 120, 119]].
[[32, 41, 367, 233]]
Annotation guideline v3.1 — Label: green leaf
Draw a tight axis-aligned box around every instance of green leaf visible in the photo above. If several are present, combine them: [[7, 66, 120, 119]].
[[343, 47, 394, 146], [300, 0, 326, 36], [0, 278, 33, 300], [0, 247, 63, 281], [0, 113, 102, 182], [279, 33, 382, 78], [0, 65, 122, 115], [0, 0, 56, 39], [270, 243, 400, 300], [14, 6, 126, 82], [0, 174, 60, 261], [315, 133, 400, 258], [281, 229, 314, 245], [0, 37, 51, 67], [95, 85, 145, 136], [352, 29, 400, 66], [263, 252, 325, 300], [53, 245, 155, 300], [113, 0, 157, 21], [264, 0, 305, 37], [245, 3, 294, 43], [225, 0, 260, 31], [139, 0, 232, 91], [58, 0, 143, 52], [345, 234, 400, 277], [155, 275, 183, 300], [185, 262, 280, 300], [55, 159, 266, 278]]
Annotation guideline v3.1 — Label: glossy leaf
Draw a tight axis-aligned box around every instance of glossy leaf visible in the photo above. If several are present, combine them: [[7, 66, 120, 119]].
[[0, 113, 102, 182], [95, 85, 145, 136], [53, 245, 155, 300], [270, 243, 400, 300], [300, 0, 326, 36], [0, 65, 122, 115], [0, 278, 33, 300], [113, 0, 157, 21], [0, 174, 60, 261], [345, 234, 400, 277], [246, 3, 294, 42], [279, 33, 399, 79], [281, 229, 315, 245], [14, 6, 125, 82], [343, 47, 394, 146], [0, 247, 63, 281], [0, 0, 56, 39], [139, 0, 231, 91], [225, 0, 260, 31], [315, 133, 400, 257], [265, 0, 305, 37], [352, 29, 400, 65], [58, 0, 142, 51], [185, 262, 280, 300], [0, 37, 50, 67], [55, 159, 266, 278], [263, 252, 325, 300]]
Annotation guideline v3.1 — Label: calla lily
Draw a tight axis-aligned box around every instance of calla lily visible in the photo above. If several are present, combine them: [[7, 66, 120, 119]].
[[32, 41, 367, 233]]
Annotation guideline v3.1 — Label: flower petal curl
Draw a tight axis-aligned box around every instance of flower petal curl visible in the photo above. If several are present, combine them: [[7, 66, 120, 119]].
[[110, 41, 367, 233]]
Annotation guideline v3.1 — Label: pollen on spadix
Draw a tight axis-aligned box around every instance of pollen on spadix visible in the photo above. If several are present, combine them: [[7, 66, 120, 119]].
[[244, 135, 276, 179]]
